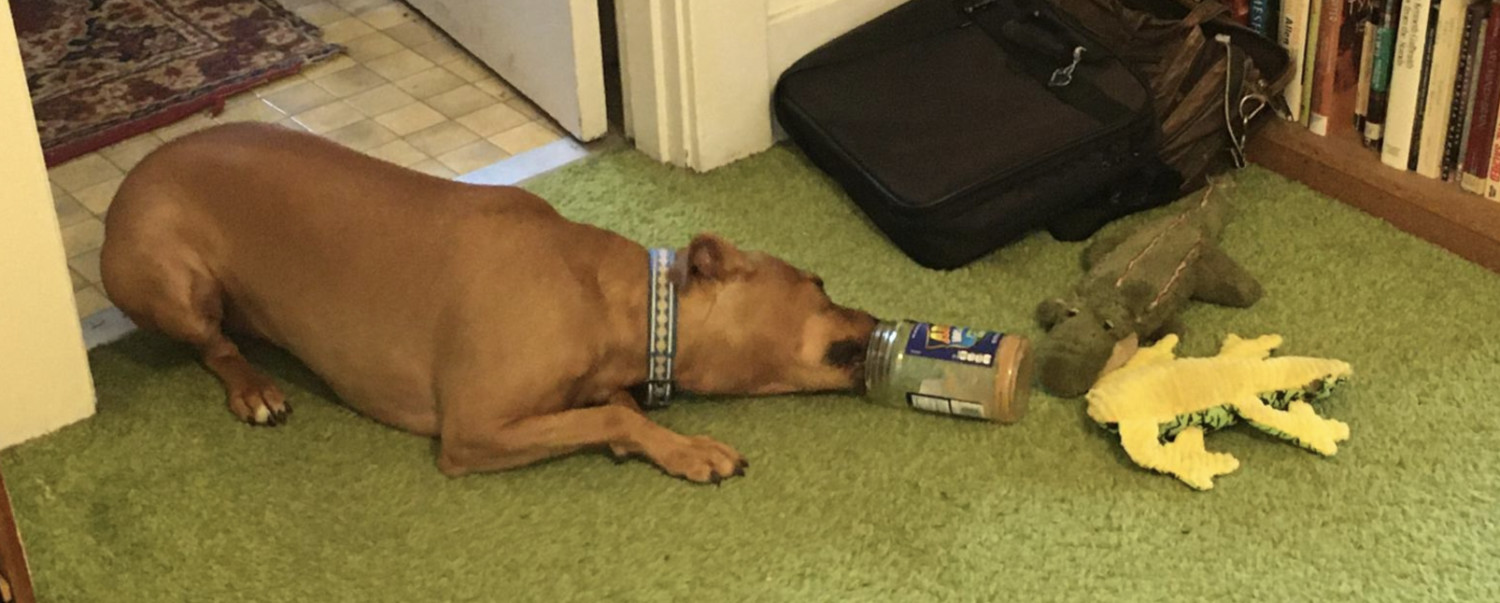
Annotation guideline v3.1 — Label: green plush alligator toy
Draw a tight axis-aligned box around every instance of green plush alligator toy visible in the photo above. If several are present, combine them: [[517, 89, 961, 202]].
[[1035, 182, 1264, 397], [1086, 333, 1353, 490]]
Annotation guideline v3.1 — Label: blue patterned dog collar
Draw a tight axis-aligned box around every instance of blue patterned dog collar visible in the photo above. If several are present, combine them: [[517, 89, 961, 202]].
[[645, 248, 678, 408]]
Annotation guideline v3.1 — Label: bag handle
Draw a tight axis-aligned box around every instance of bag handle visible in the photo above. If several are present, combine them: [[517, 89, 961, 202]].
[[999, 18, 1077, 63], [1182, 0, 1230, 27]]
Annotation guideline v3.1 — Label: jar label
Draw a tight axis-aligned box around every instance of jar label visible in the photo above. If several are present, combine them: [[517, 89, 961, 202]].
[[907, 393, 987, 419], [904, 323, 1001, 367]]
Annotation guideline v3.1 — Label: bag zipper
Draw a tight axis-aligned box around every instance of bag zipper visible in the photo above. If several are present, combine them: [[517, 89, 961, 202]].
[[775, 0, 1161, 219], [890, 1, 1159, 218]]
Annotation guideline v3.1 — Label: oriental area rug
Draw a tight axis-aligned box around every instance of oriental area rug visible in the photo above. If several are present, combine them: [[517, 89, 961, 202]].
[[11, 0, 341, 166]]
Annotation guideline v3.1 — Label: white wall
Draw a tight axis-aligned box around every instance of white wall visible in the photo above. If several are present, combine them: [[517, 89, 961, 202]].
[[1, 0, 98, 449]]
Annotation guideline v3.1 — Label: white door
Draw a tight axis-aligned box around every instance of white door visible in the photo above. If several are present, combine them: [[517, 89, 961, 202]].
[[405, 0, 608, 141]]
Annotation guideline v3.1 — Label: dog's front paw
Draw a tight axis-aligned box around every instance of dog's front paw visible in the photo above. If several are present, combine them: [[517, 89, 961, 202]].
[[643, 433, 748, 484], [227, 376, 291, 426]]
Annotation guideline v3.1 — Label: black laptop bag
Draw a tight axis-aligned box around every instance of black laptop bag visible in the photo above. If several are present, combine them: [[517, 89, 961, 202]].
[[773, 0, 1289, 269]]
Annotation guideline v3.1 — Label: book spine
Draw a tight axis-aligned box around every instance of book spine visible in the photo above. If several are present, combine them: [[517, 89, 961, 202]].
[[1489, 108, 1500, 199], [1366, 0, 1406, 147], [1407, 0, 1445, 170], [1448, 6, 1486, 181], [1462, 5, 1500, 193], [1232, 0, 1253, 25], [1302, 0, 1324, 126], [1456, 20, 1488, 180], [1251, 0, 1273, 34], [1270, 0, 1284, 38], [1280, 0, 1315, 121], [1308, 0, 1346, 135], [1333, 0, 1378, 138], [1417, 0, 1470, 177], [1381, 0, 1434, 168], [1356, 11, 1379, 131]]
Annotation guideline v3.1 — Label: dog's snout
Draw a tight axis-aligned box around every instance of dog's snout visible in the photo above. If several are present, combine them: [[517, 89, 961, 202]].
[[826, 336, 871, 394], [841, 307, 879, 335], [826, 308, 876, 368], [824, 339, 866, 369], [819, 305, 878, 391]]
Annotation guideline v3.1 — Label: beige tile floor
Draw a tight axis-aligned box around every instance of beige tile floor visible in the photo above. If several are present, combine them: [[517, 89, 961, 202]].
[[50, 0, 570, 319]]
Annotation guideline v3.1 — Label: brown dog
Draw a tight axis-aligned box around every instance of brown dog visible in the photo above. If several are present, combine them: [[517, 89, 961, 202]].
[[100, 122, 877, 483]]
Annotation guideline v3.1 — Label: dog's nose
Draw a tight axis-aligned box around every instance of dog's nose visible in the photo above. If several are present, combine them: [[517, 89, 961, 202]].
[[824, 339, 866, 369]]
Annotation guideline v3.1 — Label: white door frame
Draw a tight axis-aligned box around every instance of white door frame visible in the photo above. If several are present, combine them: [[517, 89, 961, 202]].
[[1, 1, 97, 449], [616, 0, 906, 172]]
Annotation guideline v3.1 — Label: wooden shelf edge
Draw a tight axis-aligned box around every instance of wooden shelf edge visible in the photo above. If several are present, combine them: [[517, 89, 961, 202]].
[[0, 467, 35, 603], [1246, 118, 1500, 274]]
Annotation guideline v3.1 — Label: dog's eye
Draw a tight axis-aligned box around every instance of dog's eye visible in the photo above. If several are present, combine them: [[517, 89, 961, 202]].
[[812, 277, 826, 292]]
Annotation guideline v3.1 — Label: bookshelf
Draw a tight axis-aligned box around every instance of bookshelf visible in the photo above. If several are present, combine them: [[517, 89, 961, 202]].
[[1246, 118, 1500, 273]]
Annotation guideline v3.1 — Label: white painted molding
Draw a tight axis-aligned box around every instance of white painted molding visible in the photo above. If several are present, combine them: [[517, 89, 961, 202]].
[[767, 0, 906, 78], [615, 0, 636, 140], [620, 0, 901, 170], [618, 0, 774, 172], [1, 5, 97, 450]]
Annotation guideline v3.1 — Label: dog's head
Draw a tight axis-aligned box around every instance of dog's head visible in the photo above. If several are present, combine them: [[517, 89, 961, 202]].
[[670, 233, 878, 396]]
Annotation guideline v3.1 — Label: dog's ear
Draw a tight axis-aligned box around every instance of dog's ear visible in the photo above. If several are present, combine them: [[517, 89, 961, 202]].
[[673, 232, 747, 287]]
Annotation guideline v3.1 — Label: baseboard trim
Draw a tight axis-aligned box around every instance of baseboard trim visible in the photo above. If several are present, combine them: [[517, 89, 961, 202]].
[[456, 135, 600, 186], [81, 306, 138, 350]]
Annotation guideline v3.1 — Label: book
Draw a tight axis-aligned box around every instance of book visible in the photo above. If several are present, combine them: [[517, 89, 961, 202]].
[[1356, 10, 1379, 132], [1489, 107, 1500, 198], [1308, 0, 1347, 135], [1450, 4, 1487, 181], [1302, 0, 1324, 126], [1381, 0, 1436, 168], [1462, 4, 1500, 193], [1364, 0, 1404, 146], [1251, 0, 1275, 35], [1336, 0, 1379, 137], [1415, 0, 1474, 178], [1408, 0, 1448, 171], [1270, 0, 1284, 38], [1279, 0, 1316, 121], [1232, 0, 1252, 25]]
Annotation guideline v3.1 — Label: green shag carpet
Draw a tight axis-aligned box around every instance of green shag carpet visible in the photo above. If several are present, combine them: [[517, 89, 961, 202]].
[[6, 146, 1500, 602]]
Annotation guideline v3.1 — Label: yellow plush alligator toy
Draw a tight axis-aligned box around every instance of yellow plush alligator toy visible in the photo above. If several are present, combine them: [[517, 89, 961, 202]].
[[1086, 333, 1353, 490]]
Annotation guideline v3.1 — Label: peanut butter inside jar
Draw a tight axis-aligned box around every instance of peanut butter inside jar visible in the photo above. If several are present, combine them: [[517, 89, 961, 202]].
[[864, 320, 1035, 423]]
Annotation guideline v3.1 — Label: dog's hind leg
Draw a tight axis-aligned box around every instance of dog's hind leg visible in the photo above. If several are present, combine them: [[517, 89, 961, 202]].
[[101, 232, 290, 426]]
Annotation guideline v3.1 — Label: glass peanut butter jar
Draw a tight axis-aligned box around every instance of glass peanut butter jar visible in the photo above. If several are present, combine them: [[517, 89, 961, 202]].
[[864, 320, 1035, 423]]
